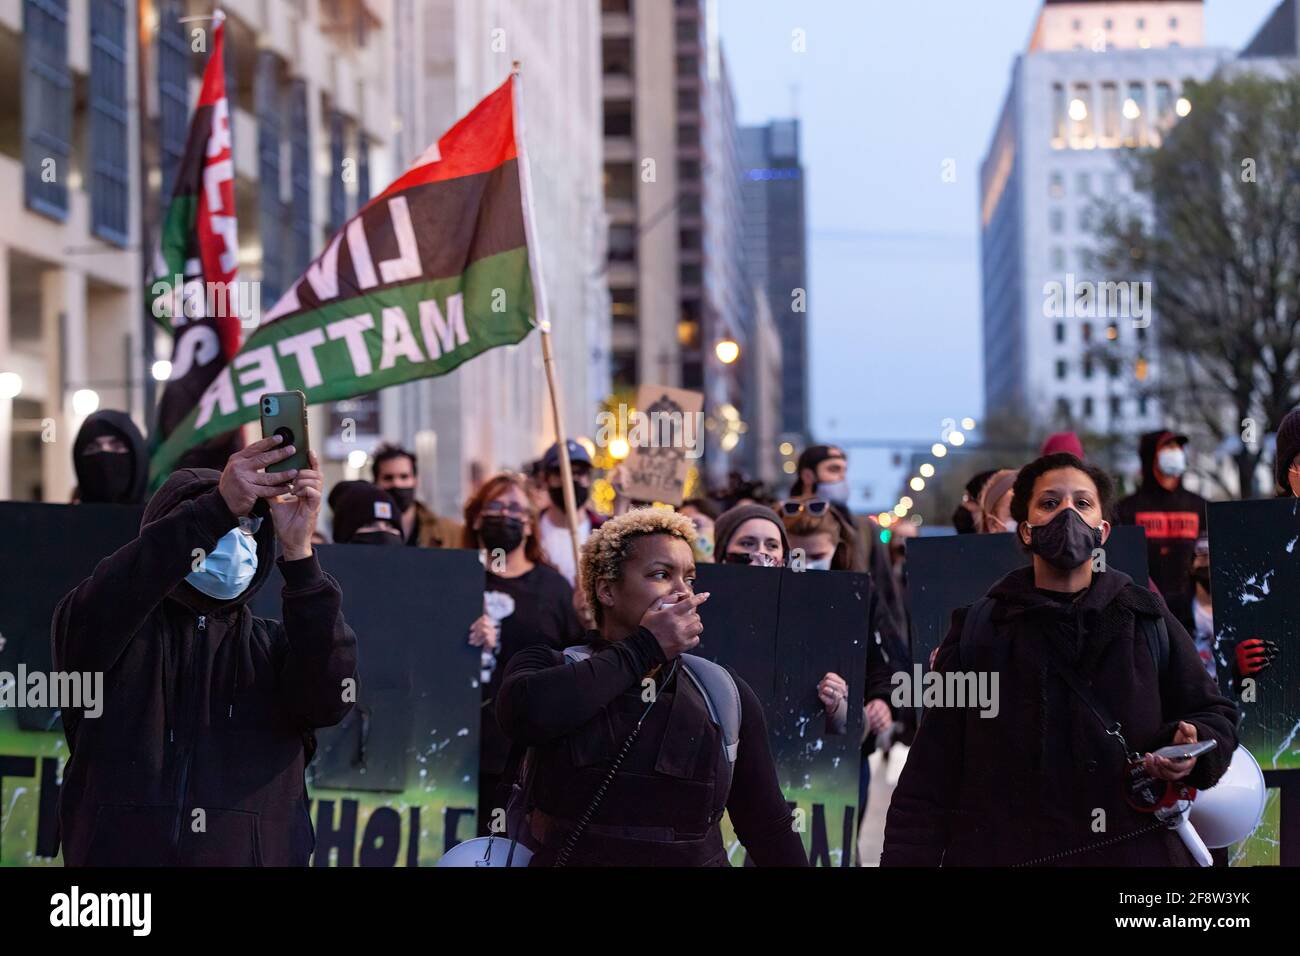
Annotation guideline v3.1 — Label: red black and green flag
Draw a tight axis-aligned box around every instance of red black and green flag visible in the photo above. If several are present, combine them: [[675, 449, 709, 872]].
[[147, 13, 244, 470], [149, 73, 541, 485]]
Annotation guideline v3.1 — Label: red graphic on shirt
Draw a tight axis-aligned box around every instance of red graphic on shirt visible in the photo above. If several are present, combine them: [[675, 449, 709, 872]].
[[1133, 512, 1200, 539]]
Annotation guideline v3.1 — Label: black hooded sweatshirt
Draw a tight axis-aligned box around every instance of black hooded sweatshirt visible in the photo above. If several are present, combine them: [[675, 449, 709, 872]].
[[51, 468, 358, 866], [72, 410, 148, 505], [1116, 431, 1208, 597], [881, 565, 1237, 867]]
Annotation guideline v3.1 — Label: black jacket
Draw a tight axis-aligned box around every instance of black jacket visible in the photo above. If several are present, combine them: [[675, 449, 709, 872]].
[[881, 566, 1237, 867], [1116, 432, 1208, 597], [498, 628, 808, 866], [52, 468, 357, 866]]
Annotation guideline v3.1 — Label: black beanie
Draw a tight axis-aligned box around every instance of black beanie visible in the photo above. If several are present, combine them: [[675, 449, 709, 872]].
[[1277, 409, 1300, 495], [331, 482, 401, 543]]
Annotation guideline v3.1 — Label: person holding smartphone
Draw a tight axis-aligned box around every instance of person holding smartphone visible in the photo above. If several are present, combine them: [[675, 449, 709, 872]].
[[881, 453, 1238, 867], [52, 435, 358, 866], [496, 509, 807, 866]]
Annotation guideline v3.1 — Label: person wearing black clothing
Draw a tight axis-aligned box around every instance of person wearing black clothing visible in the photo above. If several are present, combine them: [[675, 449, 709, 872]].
[[52, 437, 357, 865], [1277, 408, 1300, 497], [497, 508, 808, 866], [463, 473, 583, 835], [71, 410, 148, 504], [328, 481, 403, 544], [882, 453, 1237, 867], [1116, 430, 1208, 597]]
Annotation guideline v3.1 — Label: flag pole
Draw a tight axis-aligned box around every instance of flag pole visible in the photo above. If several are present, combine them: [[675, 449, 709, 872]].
[[512, 62, 583, 585]]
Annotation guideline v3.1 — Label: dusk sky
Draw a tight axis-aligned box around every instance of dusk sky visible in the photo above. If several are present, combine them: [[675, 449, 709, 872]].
[[719, 0, 1280, 508]]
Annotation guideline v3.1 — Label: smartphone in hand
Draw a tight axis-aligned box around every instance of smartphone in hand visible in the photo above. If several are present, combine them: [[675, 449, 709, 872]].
[[1152, 739, 1217, 762], [259, 391, 310, 473]]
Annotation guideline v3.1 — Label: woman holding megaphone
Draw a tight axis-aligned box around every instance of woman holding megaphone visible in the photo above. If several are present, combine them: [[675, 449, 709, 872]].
[[882, 452, 1240, 867]]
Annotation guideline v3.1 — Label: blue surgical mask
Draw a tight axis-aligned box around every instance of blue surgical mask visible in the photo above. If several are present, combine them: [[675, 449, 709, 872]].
[[1157, 447, 1187, 478], [817, 479, 850, 506], [186, 527, 259, 600]]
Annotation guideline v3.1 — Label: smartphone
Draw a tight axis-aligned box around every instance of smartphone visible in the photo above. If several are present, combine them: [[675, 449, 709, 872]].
[[1153, 739, 1217, 762], [259, 391, 310, 473]]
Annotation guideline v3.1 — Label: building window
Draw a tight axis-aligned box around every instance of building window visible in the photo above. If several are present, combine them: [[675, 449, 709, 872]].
[[1170, 17, 1179, 29], [1051, 247, 1065, 270], [23, 0, 72, 221], [1110, 395, 1122, 417], [1082, 322, 1093, 343], [1057, 397, 1071, 420], [1055, 321, 1065, 343], [89, 0, 129, 246], [1124, 82, 1147, 148], [1104, 18, 1113, 30], [1139, 395, 1150, 416], [257, 51, 286, 305], [158, 0, 189, 200], [1049, 171, 1065, 198], [1136, 17, 1146, 30], [1069, 83, 1094, 149], [609, 224, 635, 262], [1155, 82, 1174, 130], [1056, 359, 1068, 380], [1083, 396, 1094, 417], [1051, 84, 1067, 148], [1076, 172, 1091, 195], [328, 108, 347, 237], [1106, 322, 1119, 341], [1050, 209, 1065, 234], [1083, 357, 1094, 379], [1078, 205, 1094, 232], [1072, 18, 1082, 31], [1137, 325, 1147, 341], [1100, 83, 1120, 145]]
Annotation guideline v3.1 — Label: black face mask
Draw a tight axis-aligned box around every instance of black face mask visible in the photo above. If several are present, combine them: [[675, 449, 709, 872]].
[[1024, 507, 1103, 571], [77, 453, 134, 503], [548, 482, 590, 512], [386, 486, 416, 512], [351, 531, 404, 547], [479, 515, 526, 554], [1191, 566, 1211, 589]]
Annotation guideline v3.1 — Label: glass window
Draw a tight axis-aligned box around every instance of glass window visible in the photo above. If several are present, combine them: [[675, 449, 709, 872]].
[[1082, 322, 1093, 343], [1170, 17, 1178, 29], [1057, 397, 1071, 419], [1123, 82, 1147, 148], [90, 0, 129, 245], [1083, 396, 1094, 417], [1083, 357, 1093, 379], [1056, 360, 1068, 380], [1050, 209, 1065, 234], [1055, 322, 1066, 343], [1155, 82, 1174, 128], [1110, 395, 1122, 416], [1050, 171, 1065, 198], [1136, 17, 1146, 30], [1139, 395, 1150, 416], [1051, 247, 1065, 270], [1076, 172, 1091, 195], [1052, 84, 1067, 148], [1069, 83, 1094, 149], [1100, 83, 1120, 145]]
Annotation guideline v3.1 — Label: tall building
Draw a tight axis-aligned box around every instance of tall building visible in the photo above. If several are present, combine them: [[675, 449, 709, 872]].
[[0, 0, 394, 501], [385, 0, 608, 516], [979, 0, 1227, 443], [740, 118, 808, 449], [601, 0, 750, 484]]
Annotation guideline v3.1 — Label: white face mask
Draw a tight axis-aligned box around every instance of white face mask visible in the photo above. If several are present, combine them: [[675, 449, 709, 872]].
[[806, 556, 833, 571], [1157, 447, 1187, 478], [817, 479, 850, 505]]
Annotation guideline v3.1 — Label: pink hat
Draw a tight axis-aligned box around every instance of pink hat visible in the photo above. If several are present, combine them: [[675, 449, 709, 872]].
[[1041, 431, 1084, 459]]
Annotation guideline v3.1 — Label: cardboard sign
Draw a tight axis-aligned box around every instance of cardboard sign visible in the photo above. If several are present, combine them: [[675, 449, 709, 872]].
[[617, 384, 705, 506]]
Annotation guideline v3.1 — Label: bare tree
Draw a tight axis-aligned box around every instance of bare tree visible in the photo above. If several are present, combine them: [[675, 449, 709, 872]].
[[1094, 71, 1300, 498]]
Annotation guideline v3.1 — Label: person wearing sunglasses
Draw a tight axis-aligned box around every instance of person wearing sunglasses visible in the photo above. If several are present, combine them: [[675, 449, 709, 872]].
[[462, 473, 584, 836]]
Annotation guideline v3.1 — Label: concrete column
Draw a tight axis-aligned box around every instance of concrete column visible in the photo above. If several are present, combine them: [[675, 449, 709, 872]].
[[40, 266, 88, 502]]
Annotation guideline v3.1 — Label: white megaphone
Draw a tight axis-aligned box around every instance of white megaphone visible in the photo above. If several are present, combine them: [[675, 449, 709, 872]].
[[1168, 745, 1267, 866], [436, 834, 533, 867]]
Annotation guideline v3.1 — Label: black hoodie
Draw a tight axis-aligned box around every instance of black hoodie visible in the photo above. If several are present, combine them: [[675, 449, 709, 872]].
[[881, 565, 1237, 866], [1116, 431, 1208, 597], [72, 410, 148, 505], [51, 468, 357, 866]]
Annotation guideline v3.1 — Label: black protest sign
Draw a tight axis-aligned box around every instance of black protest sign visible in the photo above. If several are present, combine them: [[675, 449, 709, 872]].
[[905, 526, 1149, 713], [1207, 499, 1300, 771], [0, 502, 484, 866], [695, 563, 869, 866]]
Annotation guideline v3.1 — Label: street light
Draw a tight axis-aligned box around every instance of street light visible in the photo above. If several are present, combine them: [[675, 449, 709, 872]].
[[1068, 98, 1088, 122], [609, 437, 631, 460], [151, 359, 173, 382], [899, 496, 914, 509], [347, 449, 369, 470], [0, 372, 21, 399], [961, 417, 976, 431], [932, 443, 947, 457], [714, 340, 740, 365], [909, 476, 925, 492], [948, 431, 966, 446], [919, 463, 934, 478], [1175, 96, 1191, 117]]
